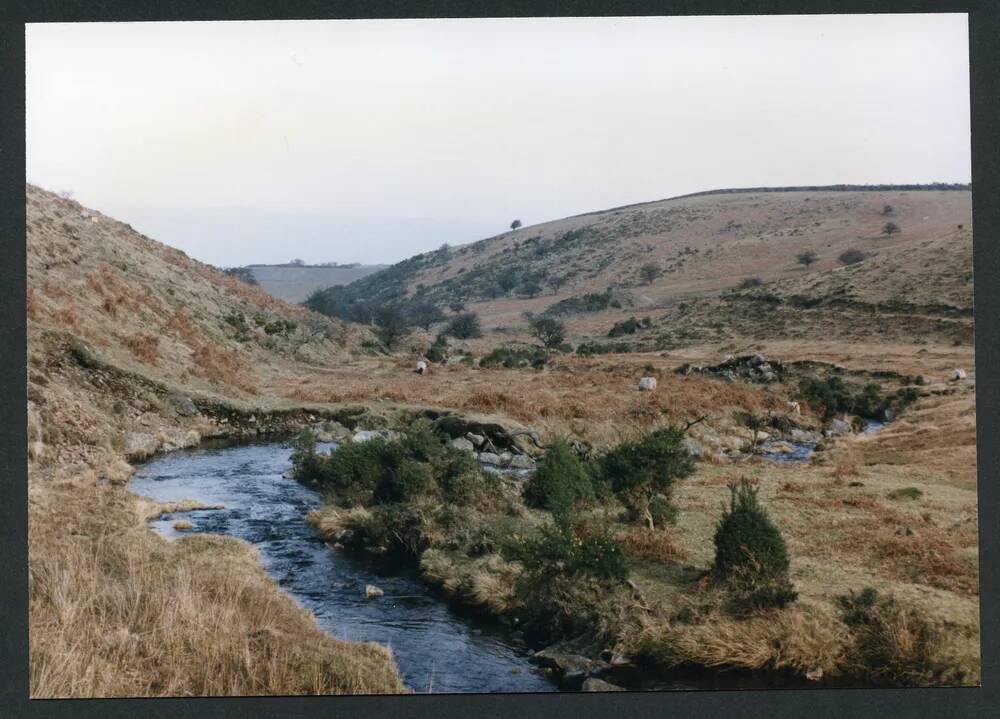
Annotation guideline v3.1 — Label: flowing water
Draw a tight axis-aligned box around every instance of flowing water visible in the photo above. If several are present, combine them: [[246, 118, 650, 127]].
[[761, 418, 886, 464], [131, 441, 557, 694]]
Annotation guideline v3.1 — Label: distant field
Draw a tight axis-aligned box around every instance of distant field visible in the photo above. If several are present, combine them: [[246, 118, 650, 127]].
[[249, 264, 388, 303]]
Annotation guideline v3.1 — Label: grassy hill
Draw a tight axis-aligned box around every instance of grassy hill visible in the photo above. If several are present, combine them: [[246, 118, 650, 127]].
[[306, 185, 972, 348]]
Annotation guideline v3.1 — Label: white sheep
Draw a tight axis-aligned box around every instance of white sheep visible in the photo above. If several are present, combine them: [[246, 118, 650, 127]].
[[638, 377, 657, 391]]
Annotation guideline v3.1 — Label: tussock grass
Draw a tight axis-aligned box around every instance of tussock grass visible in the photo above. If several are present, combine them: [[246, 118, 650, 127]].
[[30, 480, 406, 698]]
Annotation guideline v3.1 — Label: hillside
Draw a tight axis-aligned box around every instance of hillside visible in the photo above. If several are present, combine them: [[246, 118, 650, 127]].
[[306, 186, 972, 347], [247, 263, 388, 303], [26, 184, 405, 697]]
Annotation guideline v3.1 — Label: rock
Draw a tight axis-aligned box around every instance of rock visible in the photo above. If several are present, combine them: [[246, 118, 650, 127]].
[[952, 368, 967, 380], [533, 647, 607, 677], [508, 454, 535, 470], [790, 428, 821, 443], [582, 677, 626, 692], [450, 437, 476, 453], [824, 418, 852, 437], [167, 393, 198, 417], [28, 441, 45, 462], [324, 421, 351, 439], [160, 429, 201, 452], [749, 353, 767, 366], [352, 430, 383, 443], [767, 441, 795, 454], [805, 667, 824, 682], [314, 431, 334, 443], [478, 452, 503, 465], [761, 371, 777, 382], [787, 400, 801, 414], [364, 584, 384, 599], [466, 432, 486, 447], [637, 376, 657, 391], [125, 432, 159, 461], [681, 437, 705, 457], [499, 451, 513, 466], [723, 353, 735, 362]]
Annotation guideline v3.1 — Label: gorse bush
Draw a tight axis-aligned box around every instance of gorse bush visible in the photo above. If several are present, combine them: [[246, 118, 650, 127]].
[[524, 440, 595, 515], [798, 376, 916, 420], [596, 426, 696, 526], [520, 520, 628, 581], [480, 345, 550, 369], [445, 312, 482, 339], [713, 478, 797, 611]]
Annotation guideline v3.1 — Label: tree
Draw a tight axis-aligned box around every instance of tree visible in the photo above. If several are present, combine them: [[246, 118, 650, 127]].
[[882, 204, 893, 215], [528, 315, 566, 348], [407, 301, 445, 331], [497, 269, 520, 294], [289, 258, 306, 266], [222, 266, 259, 286], [546, 275, 565, 294], [518, 280, 543, 298], [796, 250, 818, 269], [373, 305, 408, 348], [448, 300, 466, 314], [510, 219, 522, 231], [445, 312, 482, 339], [838, 249, 867, 266], [883, 222, 900, 236], [639, 262, 662, 285]]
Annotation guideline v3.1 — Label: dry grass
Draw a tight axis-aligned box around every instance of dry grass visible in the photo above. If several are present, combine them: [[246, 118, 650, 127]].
[[616, 528, 687, 563], [191, 343, 256, 392], [29, 479, 407, 698], [124, 332, 160, 365], [419, 549, 521, 615]]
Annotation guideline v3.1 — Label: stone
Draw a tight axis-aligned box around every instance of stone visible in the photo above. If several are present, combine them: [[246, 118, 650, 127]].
[[681, 437, 705, 457], [450, 437, 476, 453], [167, 393, 198, 417], [582, 677, 626, 692], [749, 353, 767, 366], [499, 451, 513, 466], [637, 376, 657, 391], [952, 368, 967, 380], [364, 584, 384, 599], [466, 432, 486, 447], [508, 454, 536, 470], [824, 418, 852, 437], [125, 432, 159, 461], [314, 431, 334, 443], [352, 430, 383, 443], [324, 421, 351, 439], [478, 452, 503, 465]]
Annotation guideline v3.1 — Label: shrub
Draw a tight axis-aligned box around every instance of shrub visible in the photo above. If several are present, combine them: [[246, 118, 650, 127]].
[[373, 305, 408, 348], [837, 588, 953, 685], [521, 520, 627, 581], [426, 334, 448, 363], [445, 312, 482, 339], [796, 250, 818, 268], [596, 426, 695, 525], [480, 345, 549, 369], [524, 440, 595, 515], [713, 478, 797, 611], [887, 487, 923, 501], [838, 249, 867, 265], [373, 459, 433, 504], [608, 316, 642, 337], [738, 277, 763, 290], [797, 376, 885, 420], [639, 262, 662, 284], [510, 219, 522, 231], [883, 221, 900, 236], [527, 314, 566, 348]]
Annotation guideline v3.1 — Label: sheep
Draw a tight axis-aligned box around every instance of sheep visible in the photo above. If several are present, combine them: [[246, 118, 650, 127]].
[[638, 377, 657, 391]]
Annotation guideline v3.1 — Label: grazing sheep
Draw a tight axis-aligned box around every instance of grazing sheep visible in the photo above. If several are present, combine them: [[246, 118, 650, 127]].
[[952, 368, 967, 380], [415, 360, 428, 375], [638, 377, 657, 391]]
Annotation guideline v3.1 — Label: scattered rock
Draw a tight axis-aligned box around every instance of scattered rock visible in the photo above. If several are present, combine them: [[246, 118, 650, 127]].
[[824, 418, 852, 437], [450, 437, 476, 453], [478, 452, 503, 465], [352, 430, 386, 443], [466, 432, 486, 447], [805, 667, 824, 682], [637, 376, 657, 391], [167, 393, 198, 417], [364, 584, 384, 599], [681, 437, 706, 457], [508, 454, 535, 470]]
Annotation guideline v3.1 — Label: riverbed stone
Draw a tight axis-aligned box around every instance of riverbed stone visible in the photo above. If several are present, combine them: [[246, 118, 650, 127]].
[[364, 584, 384, 599], [824, 418, 852, 437], [478, 452, 503, 465], [450, 437, 476, 453], [581, 677, 626, 692], [508, 454, 535, 470], [466, 432, 486, 447]]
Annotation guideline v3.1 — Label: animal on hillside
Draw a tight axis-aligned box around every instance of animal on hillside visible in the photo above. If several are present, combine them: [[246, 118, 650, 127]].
[[952, 368, 967, 380], [638, 377, 657, 391], [415, 360, 428, 375]]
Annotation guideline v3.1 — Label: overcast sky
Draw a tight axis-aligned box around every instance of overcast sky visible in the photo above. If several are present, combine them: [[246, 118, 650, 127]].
[[26, 14, 970, 267]]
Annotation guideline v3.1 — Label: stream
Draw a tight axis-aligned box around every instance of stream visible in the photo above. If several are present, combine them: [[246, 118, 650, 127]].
[[131, 441, 558, 694], [760, 418, 886, 464]]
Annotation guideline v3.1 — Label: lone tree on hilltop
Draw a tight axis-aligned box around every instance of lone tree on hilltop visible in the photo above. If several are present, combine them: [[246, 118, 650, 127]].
[[510, 219, 523, 231], [527, 314, 566, 349], [640, 262, 662, 285], [796, 250, 818, 269], [883, 221, 900, 236]]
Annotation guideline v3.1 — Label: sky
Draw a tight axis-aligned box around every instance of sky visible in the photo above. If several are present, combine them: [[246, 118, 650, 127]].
[[26, 14, 971, 267]]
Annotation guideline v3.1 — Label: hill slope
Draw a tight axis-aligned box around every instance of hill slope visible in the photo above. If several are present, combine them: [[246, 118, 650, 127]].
[[307, 186, 972, 346], [247, 263, 389, 303]]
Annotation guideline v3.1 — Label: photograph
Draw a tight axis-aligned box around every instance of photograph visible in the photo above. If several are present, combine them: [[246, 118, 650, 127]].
[[23, 13, 979, 698]]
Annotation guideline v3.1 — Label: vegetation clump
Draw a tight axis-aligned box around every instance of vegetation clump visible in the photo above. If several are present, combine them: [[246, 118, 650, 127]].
[[480, 345, 550, 369], [838, 249, 867, 265], [523, 440, 595, 515], [526, 314, 566, 348], [595, 426, 695, 528], [608, 316, 652, 337], [444, 312, 483, 339], [712, 478, 797, 612]]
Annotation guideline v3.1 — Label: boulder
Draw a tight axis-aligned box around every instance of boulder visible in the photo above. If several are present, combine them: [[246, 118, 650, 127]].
[[508, 454, 536, 470], [364, 584, 384, 599], [499, 451, 513, 465], [824, 418, 852, 437], [681, 437, 705, 458], [450, 437, 476, 453], [125, 432, 159, 461], [582, 677, 626, 692], [533, 647, 607, 677], [352, 430, 384, 443], [478, 452, 503, 465], [637, 377, 657, 391], [790, 428, 821, 444], [466, 432, 486, 447], [314, 431, 334, 443], [167, 393, 198, 417], [324, 421, 351, 439], [952, 368, 967, 380]]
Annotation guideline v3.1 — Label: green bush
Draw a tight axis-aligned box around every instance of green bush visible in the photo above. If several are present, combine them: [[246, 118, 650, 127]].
[[426, 334, 448, 363], [608, 316, 642, 337], [713, 478, 797, 611], [596, 426, 695, 521], [374, 459, 432, 503], [480, 345, 550, 369], [445, 312, 482, 339], [887, 486, 923, 501], [524, 440, 595, 514], [527, 315, 566, 348], [521, 520, 627, 581]]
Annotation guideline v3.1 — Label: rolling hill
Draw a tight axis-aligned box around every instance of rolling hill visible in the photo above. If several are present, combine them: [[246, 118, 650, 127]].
[[306, 185, 972, 348], [246, 263, 388, 303]]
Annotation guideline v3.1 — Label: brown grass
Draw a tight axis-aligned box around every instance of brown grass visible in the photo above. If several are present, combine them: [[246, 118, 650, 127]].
[[191, 343, 255, 392], [124, 333, 160, 365], [616, 528, 687, 563], [29, 479, 407, 697]]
